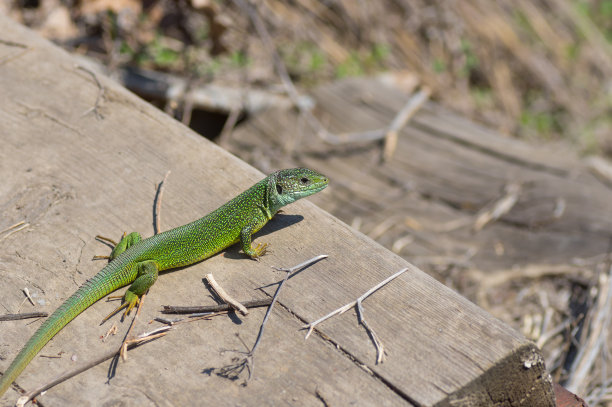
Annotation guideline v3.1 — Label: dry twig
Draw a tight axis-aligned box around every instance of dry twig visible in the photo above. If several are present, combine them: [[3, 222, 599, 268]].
[[215, 255, 328, 382], [205, 273, 249, 316], [0, 312, 48, 321], [76, 65, 105, 119], [382, 88, 431, 161], [31, 170, 175, 399], [218, 61, 248, 148], [22, 288, 35, 306], [217, 103, 243, 147], [153, 170, 171, 235], [473, 182, 521, 231], [114, 170, 171, 358], [0, 221, 29, 241], [0, 221, 26, 235], [101, 323, 118, 342], [118, 293, 147, 361], [585, 156, 612, 188], [15, 326, 171, 407], [162, 298, 271, 314], [0, 39, 30, 65], [303, 268, 409, 364]]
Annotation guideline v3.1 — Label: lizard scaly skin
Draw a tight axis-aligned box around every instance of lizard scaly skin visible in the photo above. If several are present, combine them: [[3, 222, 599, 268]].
[[0, 168, 328, 397]]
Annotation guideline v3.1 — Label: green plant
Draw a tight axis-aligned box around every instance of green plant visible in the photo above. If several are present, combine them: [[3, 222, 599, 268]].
[[459, 38, 479, 77], [229, 49, 250, 68], [335, 43, 390, 79]]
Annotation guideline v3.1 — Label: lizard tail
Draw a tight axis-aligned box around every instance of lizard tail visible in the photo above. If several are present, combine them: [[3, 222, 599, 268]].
[[0, 264, 122, 397]]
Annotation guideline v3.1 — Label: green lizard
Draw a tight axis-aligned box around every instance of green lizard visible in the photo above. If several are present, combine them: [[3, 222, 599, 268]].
[[0, 167, 328, 397]]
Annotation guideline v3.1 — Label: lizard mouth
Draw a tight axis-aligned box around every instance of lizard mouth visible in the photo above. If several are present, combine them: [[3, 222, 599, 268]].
[[300, 181, 328, 196], [311, 183, 328, 193], [283, 182, 327, 200]]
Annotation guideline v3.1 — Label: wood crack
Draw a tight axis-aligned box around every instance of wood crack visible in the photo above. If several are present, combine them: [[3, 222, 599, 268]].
[[274, 300, 422, 407], [411, 120, 569, 178]]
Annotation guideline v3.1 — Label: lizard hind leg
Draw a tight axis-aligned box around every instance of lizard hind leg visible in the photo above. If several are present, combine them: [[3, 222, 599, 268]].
[[94, 232, 143, 261], [107, 232, 142, 260], [100, 260, 159, 324]]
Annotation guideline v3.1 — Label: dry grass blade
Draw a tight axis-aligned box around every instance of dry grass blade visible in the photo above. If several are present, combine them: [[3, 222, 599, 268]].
[[565, 265, 612, 398], [468, 263, 593, 309], [0, 221, 29, 241], [473, 182, 521, 231]]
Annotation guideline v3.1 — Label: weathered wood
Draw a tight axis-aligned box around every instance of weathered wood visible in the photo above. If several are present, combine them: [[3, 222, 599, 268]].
[[0, 16, 553, 406], [227, 77, 612, 405], [228, 77, 612, 274]]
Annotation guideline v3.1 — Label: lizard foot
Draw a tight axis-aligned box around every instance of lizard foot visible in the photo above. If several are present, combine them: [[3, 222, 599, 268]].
[[250, 242, 269, 260], [100, 291, 140, 324]]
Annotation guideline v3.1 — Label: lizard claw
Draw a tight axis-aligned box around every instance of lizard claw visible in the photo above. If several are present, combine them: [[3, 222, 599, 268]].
[[250, 242, 269, 260], [100, 292, 140, 324]]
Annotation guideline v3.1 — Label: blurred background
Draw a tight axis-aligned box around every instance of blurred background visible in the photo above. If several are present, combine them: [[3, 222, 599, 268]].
[[3, 1, 612, 405], [3, 0, 611, 150]]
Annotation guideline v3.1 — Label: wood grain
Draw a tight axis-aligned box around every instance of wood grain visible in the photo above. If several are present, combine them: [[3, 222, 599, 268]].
[[0, 16, 553, 406]]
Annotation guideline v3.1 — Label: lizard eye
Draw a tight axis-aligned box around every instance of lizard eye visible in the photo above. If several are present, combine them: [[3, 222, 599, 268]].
[[276, 184, 283, 194], [300, 177, 310, 185]]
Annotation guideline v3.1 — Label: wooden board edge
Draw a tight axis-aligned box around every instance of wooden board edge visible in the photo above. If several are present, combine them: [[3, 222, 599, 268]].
[[436, 342, 555, 407]]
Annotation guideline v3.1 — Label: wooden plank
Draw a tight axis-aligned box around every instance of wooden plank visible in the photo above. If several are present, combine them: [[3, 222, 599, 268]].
[[0, 16, 553, 406], [227, 76, 612, 404], [228, 78, 612, 270]]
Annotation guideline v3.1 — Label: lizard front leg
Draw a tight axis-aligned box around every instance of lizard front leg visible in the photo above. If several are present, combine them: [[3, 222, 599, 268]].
[[240, 225, 268, 259], [101, 259, 159, 323]]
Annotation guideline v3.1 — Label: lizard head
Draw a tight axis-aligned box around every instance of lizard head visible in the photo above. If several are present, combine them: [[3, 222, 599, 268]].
[[267, 168, 328, 213]]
